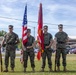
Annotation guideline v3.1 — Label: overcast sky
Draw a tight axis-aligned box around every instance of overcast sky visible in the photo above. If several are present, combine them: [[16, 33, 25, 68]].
[[0, 0, 76, 39]]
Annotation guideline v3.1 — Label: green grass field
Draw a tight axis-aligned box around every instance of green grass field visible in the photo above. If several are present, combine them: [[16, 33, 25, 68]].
[[0, 54, 76, 75]]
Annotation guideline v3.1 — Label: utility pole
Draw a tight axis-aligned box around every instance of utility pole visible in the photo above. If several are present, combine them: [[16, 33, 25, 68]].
[[33, 27, 36, 38]]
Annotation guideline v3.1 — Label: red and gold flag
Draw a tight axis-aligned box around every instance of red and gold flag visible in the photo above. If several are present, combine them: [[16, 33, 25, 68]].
[[37, 3, 44, 60]]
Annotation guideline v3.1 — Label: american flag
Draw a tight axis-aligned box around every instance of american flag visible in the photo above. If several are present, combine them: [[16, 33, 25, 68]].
[[20, 5, 27, 64], [22, 5, 28, 45]]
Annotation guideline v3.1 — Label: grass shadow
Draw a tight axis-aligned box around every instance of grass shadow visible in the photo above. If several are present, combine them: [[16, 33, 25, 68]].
[[5, 70, 76, 73]]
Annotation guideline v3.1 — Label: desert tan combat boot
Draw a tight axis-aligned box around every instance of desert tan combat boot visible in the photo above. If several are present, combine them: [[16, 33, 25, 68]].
[[32, 68, 35, 72], [57, 66, 60, 71], [11, 68, 14, 72], [3, 68, 8, 72], [49, 67, 53, 72], [24, 68, 26, 72], [63, 66, 67, 71]]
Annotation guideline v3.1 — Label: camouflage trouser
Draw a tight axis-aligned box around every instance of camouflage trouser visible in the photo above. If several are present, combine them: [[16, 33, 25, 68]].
[[23, 49, 35, 68], [5, 45, 16, 69], [56, 48, 66, 67], [42, 49, 52, 68], [5, 45, 16, 68]]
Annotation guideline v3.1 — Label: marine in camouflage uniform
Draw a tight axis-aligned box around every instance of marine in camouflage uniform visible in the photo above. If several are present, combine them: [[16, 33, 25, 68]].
[[2, 25, 19, 72], [55, 24, 68, 71], [23, 29, 35, 72], [41, 25, 53, 72]]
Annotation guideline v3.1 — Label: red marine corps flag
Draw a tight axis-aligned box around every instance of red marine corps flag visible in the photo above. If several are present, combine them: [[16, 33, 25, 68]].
[[37, 3, 44, 60], [20, 5, 28, 63]]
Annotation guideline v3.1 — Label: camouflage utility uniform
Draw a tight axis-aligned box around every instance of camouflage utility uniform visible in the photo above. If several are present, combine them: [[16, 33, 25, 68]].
[[42, 32, 53, 70], [55, 24, 68, 71], [4, 32, 19, 69], [23, 35, 35, 71]]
